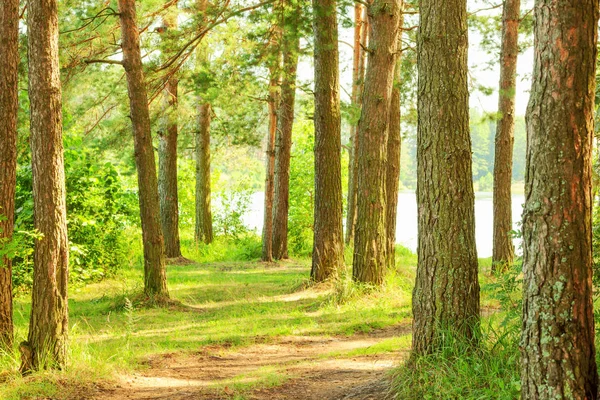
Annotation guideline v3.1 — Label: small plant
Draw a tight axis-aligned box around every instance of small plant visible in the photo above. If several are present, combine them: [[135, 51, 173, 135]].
[[213, 187, 252, 240]]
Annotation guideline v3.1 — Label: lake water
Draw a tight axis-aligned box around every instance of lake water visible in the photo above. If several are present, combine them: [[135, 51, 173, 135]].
[[242, 191, 525, 258]]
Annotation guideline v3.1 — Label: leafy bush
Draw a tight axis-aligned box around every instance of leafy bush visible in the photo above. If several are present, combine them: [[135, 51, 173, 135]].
[[288, 119, 315, 257], [12, 136, 138, 289], [213, 186, 253, 240]]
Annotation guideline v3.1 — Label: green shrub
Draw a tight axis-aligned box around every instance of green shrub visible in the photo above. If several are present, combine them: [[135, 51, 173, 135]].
[[288, 119, 315, 258], [213, 186, 253, 240], [12, 136, 138, 289]]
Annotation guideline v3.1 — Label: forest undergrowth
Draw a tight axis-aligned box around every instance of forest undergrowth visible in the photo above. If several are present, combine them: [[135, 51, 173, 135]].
[[0, 239, 584, 400]]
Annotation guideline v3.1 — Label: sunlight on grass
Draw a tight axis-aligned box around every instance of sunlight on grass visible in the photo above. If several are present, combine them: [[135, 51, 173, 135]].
[[0, 246, 416, 398]]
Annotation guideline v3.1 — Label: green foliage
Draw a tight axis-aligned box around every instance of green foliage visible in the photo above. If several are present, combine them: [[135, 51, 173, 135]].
[[288, 118, 315, 257], [391, 325, 520, 400], [592, 202, 600, 334], [213, 186, 252, 240], [12, 136, 138, 289]]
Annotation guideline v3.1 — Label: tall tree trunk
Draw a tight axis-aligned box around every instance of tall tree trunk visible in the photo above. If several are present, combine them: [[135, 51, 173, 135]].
[[195, 103, 213, 244], [272, 0, 300, 260], [22, 0, 69, 371], [261, 63, 280, 262], [386, 20, 403, 271], [0, 0, 19, 351], [411, 0, 480, 355], [158, 10, 182, 259], [352, 0, 402, 285], [311, 0, 344, 282], [492, 0, 520, 272], [194, 0, 213, 245], [118, 0, 169, 298], [520, 1, 599, 398], [345, 5, 368, 246]]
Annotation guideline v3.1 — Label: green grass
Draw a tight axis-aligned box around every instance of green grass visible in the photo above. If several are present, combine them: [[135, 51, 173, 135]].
[[391, 319, 521, 400], [1, 240, 530, 400], [0, 242, 416, 399]]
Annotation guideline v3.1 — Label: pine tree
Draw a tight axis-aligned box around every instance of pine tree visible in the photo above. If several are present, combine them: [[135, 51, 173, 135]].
[[158, 8, 183, 259], [272, 0, 301, 260], [492, 0, 520, 271], [520, 0, 599, 397], [412, 0, 480, 355], [22, 0, 70, 371], [311, 0, 344, 281], [118, 0, 169, 297], [0, 0, 19, 350], [352, 0, 402, 285]]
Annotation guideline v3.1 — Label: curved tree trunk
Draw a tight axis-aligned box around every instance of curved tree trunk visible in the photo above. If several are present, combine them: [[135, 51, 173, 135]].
[[272, 0, 300, 260], [492, 0, 520, 272], [352, 0, 402, 285], [311, 0, 344, 282], [345, 3, 367, 246], [520, 1, 599, 398], [23, 0, 69, 371], [386, 24, 403, 271], [195, 103, 213, 244], [411, 0, 480, 355], [261, 64, 281, 262], [158, 10, 182, 259], [119, 0, 169, 298], [0, 0, 18, 351]]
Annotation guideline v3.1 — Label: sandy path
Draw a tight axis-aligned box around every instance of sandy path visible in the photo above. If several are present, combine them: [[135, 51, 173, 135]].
[[90, 324, 410, 400]]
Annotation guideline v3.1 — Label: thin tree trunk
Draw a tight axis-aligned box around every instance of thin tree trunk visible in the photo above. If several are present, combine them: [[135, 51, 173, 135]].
[[520, 1, 599, 398], [345, 5, 368, 246], [311, 0, 344, 282], [118, 0, 169, 298], [412, 0, 480, 355], [0, 0, 18, 351], [272, 0, 300, 260], [195, 103, 213, 244], [261, 64, 280, 262], [194, 0, 213, 245], [386, 20, 403, 271], [492, 0, 519, 272], [158, 10, 182, 259], [22, 0, 69, 371], [352, 0, 402, 285]]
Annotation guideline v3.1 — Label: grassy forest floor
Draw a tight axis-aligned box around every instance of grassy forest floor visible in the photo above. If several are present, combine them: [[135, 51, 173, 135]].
[[0, 244, 520, 400]]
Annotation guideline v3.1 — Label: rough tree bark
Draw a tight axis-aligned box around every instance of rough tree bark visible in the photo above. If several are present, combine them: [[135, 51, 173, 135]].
[[272, 0, 301, 260], [22, 0, 69, 371], [0, 0, 19, 351], [158, 10, 182, 259], [386, 18, 403, 271], [195, 103, 213, 244], [345, 3, 368, 246], [411, 0, 480, 355], [352, 0, 402, 285], [119, 0, 169, 297], [492, 0, 520, 271], [194, 0, 213, 245], [261, 61, 281, 262], [520, 1, 599, 398], [311, 0, 345, 282]]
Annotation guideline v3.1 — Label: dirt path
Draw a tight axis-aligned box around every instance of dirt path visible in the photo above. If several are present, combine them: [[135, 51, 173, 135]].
[[91, 324, 410, 400]]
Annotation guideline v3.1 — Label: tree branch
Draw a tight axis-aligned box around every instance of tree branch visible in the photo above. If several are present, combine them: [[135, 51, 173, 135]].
[[84, 59, 124, 66], [158, 0, 276, 72]]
